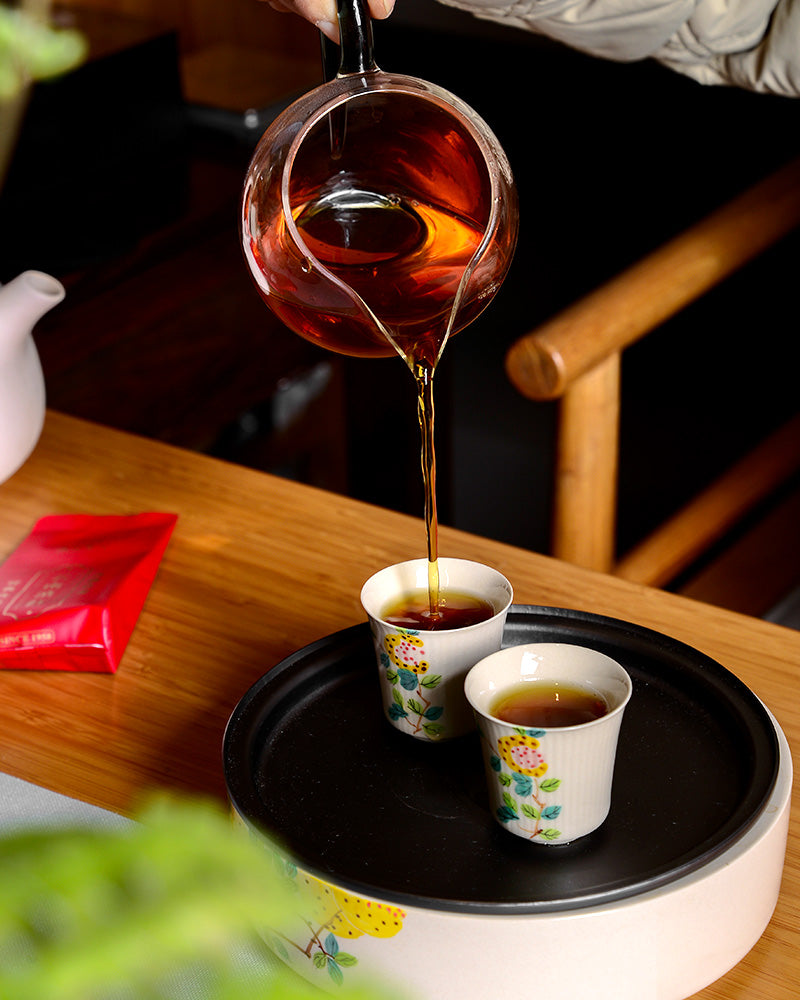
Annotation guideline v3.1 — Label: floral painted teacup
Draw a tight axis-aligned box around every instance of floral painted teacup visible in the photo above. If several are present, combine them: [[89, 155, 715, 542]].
[[465, 643, 632, 844], [361, 558, 513, 742]]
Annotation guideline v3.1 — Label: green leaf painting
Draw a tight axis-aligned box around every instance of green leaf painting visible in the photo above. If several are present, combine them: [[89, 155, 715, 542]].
[[380, 631, 449, 739], [488, 733, 567, 842]]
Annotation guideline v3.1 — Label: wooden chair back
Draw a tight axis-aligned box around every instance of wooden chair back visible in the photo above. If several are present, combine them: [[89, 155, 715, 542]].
[[505, 157, 800, 595]]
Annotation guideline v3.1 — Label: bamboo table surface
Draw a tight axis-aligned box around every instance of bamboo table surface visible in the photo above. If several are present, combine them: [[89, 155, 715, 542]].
[[1, 410, 798, 999]]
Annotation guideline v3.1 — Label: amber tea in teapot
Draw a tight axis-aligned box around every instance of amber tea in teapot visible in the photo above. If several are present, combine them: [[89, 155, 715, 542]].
[[243, 87, 515, 367]]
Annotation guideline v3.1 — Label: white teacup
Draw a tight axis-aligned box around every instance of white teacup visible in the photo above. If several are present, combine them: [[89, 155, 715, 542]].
[[465, 643, 632, 844], [361, 558, 513, 742]]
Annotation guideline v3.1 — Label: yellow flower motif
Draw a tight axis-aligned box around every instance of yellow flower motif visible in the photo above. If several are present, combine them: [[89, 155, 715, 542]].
[[497, 733, 548, 777], [298, 873, 406, 939], [384, 632, 429, 675]]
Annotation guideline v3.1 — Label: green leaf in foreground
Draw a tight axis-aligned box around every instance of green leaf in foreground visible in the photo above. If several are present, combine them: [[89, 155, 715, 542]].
[[0, 795, 399, 1000], [0, 8, 87, 99]]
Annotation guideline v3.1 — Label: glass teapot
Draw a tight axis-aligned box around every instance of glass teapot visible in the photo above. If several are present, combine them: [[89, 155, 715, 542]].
[[240, 0, 518, 369]]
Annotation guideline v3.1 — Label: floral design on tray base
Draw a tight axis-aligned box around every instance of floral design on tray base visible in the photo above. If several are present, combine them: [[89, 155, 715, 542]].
[[380, 629, 445, 739], [487, 727, 564, 841], [265, 852, 406, 987]]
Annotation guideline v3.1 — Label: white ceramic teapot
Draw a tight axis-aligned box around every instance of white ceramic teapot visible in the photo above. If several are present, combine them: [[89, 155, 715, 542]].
[[0, 270, 64, 483]]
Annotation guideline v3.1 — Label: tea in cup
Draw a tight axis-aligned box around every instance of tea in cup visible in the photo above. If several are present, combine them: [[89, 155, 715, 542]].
[[465, 643, 632, 844], [361, 558, 513, 742]]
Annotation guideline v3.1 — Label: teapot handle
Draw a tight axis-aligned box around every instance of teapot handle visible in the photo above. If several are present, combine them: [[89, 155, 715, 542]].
[[320, 0, 377, 81]]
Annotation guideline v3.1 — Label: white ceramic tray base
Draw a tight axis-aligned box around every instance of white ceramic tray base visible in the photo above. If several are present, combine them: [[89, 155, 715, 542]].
[[270, 712, 790, 1000]]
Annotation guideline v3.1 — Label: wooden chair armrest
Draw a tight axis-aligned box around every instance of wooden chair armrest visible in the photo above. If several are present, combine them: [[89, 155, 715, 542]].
[[506, 157, 800, 401]]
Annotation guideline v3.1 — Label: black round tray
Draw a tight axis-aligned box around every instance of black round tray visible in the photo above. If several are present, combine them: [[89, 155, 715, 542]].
[[223, 605, 779, 914]]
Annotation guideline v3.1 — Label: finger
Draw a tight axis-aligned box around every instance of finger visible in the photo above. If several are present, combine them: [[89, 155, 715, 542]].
[[261, 0, 394, 38], [263, 0, 340, 39], [369, 0, 396, 18]]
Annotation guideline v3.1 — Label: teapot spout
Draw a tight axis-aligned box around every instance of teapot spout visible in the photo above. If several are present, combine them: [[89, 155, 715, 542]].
[[0, 270, 65, 339], [0, 270, 65, 483]]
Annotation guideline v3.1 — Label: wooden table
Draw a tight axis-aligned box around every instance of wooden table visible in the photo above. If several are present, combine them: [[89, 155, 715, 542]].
[[1, 411, 798, 999]]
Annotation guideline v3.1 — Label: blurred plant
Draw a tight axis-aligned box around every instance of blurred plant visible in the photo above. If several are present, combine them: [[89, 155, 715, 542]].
[[0, 795, 398, 1000], [1, 0, 87, 186], [0, 0, 86, 100]]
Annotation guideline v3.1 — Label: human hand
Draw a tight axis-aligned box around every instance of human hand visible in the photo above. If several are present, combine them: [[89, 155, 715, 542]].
[[261, 0, 395, 42]]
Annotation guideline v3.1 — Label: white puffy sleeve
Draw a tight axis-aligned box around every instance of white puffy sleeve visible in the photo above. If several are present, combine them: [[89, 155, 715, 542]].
[[437, 0, 800, 95]]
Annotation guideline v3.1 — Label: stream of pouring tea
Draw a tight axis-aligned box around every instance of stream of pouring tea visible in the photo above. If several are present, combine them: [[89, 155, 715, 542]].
[[409, 353, 440, 612], [290, 186, 489, 617]]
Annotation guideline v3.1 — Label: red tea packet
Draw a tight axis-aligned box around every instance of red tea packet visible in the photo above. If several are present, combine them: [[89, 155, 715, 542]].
[[0, 513, 177, 672]]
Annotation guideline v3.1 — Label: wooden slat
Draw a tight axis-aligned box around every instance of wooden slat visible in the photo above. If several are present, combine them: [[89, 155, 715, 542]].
[[615, 413, 800, 587], [678, 480, 800, 617], [552, 353, 620, 572]]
